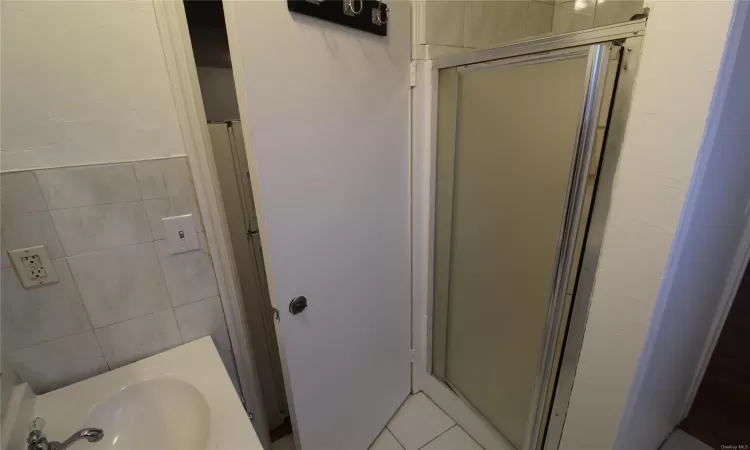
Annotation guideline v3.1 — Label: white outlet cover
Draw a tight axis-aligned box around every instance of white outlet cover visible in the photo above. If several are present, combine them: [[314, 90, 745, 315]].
[[162, 214, 200, 255], [8, 245, 59, 288]]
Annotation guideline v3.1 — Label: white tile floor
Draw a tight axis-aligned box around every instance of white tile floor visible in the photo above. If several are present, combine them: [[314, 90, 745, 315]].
[[660, 430, 713, 450], [273, 398, 715, 450], [378, 393, 482, 450], [270, 392, 482, 450]]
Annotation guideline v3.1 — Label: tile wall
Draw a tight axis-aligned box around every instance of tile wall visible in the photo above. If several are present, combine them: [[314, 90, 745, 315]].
[[0, 157, 238, 394], [421, 0, 555, 52], [552, 0, 644, 35], [419, 0, 644, 55]]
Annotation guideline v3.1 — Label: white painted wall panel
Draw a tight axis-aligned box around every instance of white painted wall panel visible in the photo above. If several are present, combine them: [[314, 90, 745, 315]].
[[615, 3, 750, 449], [559, 2, 736, 449], [1, 1, 184, 171]]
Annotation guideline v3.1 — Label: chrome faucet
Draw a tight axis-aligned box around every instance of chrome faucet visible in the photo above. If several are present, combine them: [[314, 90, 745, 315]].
[[27, 418, 104, 450]]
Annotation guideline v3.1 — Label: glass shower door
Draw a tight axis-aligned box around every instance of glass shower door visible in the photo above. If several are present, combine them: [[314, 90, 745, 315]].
[[431, 45, 612, 449]]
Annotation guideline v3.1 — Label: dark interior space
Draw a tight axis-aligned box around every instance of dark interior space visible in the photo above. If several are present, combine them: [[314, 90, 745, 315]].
[[681, 263, 750, 449], [184, 0, 231, 68]]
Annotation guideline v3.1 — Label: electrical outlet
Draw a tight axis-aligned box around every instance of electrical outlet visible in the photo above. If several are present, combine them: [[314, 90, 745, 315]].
[[8, 245, 59, 288], [22, 255, 47, 279]]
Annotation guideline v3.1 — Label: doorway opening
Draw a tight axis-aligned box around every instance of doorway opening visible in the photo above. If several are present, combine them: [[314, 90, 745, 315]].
[[182, 0, 291, 446]]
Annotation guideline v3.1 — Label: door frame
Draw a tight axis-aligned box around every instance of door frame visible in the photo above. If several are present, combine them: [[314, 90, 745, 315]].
[[679, 0, 750, 416], [151, 2, 271, 448], [207, 121, 288, 430], [410, 21, 647, 450]]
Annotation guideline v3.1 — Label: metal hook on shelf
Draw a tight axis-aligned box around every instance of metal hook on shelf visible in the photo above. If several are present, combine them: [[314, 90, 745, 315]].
[[373, 0, 388, 25], [345, 0, 363, 15]]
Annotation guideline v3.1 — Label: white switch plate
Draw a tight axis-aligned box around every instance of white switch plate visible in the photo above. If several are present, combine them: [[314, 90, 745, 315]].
[[8, 245, 59, 288], [162, 214, 199, 254]]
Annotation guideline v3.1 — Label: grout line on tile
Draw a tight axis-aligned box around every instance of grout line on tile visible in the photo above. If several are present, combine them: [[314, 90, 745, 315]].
[[144, 201, 164, 240], [127, 162, 145, 202], [385, 392, 418, 439], [464, 426, 484, 450], [63, 240, 158, 260], [7, 301, 177, 354], [416, 424, 457, 450], [92, 329, 112, 371], [393, 429, 406, 450], [0, 210, 51, 218], [0, 155, 188, 175], [7, 329, 102, 354], [132, 161, 162, 203], [89, 304, 175, 331], [46, 198, 160, 213], [386, 428, 406, 450], [153, 238, 178, 309], [174, 294, 221, 309], [31, 171, 51, 210], [397, 393, 483, 449], [384, 392, 444, 450], [62, 257, 97, 332], [385, 390, 412, 428], [153, 237, 208, 256], [174, 311, 188, 344], [54, 232, 198, 261], [421, 391, 457, 428]]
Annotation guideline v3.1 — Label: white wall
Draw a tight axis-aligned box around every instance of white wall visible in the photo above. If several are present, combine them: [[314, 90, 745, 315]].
[[615, 2, 750, 448], [0, 0, 237, 399], [559, 2, 737, 449], [1, 1, 184, 172]]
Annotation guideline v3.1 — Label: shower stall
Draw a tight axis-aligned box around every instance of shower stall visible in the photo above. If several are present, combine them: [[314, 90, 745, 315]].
[[419, 21, 646, 450]]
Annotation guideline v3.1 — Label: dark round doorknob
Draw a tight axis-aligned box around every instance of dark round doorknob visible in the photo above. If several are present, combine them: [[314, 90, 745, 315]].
[[289, 296, 308, 315]]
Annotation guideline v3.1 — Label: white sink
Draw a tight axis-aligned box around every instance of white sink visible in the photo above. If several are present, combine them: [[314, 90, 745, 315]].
[[3, 338, 262, 450], [86, 378, 210, 450]]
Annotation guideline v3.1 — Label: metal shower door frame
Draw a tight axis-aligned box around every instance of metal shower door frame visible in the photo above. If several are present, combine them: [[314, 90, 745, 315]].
[[424, 21, 646, 450]]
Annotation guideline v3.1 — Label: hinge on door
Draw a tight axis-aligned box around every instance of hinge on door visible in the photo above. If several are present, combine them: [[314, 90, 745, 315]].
[[410, 61, 417, 88], [272, 306, 280, 322], [410, 348, 416, 364], [240, 395, 255, 421]]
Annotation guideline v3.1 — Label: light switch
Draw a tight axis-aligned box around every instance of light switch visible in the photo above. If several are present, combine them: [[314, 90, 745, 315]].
[[8, 245, 59, 288], [162, 214, 200, 254]]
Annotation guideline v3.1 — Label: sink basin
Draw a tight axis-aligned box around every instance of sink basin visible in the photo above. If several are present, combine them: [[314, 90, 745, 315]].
[[84, 378, 209, 450], [7, 338, 261, 450]]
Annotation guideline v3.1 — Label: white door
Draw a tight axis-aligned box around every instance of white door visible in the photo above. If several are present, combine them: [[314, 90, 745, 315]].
[[223, 2, 412, 449]]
